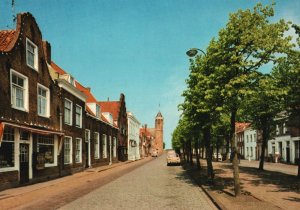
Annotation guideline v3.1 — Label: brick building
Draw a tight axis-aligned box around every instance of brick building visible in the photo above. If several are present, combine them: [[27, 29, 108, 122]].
[[0, 12, 120, 190], [99, 95, 128, 161], [0, 13, 64, 189]]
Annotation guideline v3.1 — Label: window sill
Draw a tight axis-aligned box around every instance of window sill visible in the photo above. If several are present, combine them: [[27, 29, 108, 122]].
[[64, 163, 72, 165], [12, 106, 28, 112], [0, 167, 18, 172], [38, 114, 50, 119], [64, 123, 73, 126], [45, 163, 57, 167], [27, 63, 38, 72]]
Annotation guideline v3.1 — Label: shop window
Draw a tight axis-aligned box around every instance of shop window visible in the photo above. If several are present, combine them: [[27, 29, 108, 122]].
[[37, 135, 54, 165], [0, 127, 15, 168]]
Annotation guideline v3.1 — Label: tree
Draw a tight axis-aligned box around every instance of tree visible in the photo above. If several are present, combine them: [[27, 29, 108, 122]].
[[240, 74, 286, 170], [272, 24, 300, 176], [209, 3, 292, 196]]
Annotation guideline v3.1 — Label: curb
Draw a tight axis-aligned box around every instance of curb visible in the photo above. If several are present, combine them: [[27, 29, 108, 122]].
[[185, 168, 224, 210]]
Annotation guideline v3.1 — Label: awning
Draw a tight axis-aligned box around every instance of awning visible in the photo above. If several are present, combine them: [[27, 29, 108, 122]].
[[0, 122, 4, 146], [0, 122, 64, 146]]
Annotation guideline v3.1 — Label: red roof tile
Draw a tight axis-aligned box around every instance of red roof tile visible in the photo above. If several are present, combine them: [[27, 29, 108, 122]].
[[0, 30, 17, 52], [235, 122, 250, 133], [51, 61, 67, 75], [98, 101, 120, 121]]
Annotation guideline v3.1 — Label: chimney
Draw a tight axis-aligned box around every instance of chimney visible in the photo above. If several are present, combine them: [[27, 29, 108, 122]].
[[42, 41, 51, 64], [107, 97, 110, 101]]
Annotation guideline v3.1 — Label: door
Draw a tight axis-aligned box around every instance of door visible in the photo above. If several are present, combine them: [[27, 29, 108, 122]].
[[85, 142, 89, 168], [286, 147, 290, 163], [20, 143, 29, 184]]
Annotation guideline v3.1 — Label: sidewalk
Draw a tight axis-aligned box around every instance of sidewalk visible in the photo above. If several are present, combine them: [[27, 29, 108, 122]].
[[185, 159, 300, 210], [0, 157, 152, 209]]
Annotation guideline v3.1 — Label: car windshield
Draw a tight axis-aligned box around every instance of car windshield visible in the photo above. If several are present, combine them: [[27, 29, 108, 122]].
[[167, 153, 177, 158]]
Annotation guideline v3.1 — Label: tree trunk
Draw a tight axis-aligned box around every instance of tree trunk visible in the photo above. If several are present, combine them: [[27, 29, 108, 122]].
[[230, 110, 241, 197], [201, 144, 205, 158], [259, 125, 268, 170], [204, 127, 214, 182], [189, 138, 193, 165], [195, 138, 201, 169], [216, 139, 219, 162], [226, 135, 230, 160], [298, 139, 300, 178]]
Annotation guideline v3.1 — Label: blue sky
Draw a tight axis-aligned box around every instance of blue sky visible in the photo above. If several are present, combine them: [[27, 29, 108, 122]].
[[1, 0, 299, 149]]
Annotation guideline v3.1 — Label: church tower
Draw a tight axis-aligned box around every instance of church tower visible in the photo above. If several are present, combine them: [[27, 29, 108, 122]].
[[155, 111, 164, 154]]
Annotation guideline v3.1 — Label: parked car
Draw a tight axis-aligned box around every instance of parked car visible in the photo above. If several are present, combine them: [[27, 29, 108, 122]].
[[167, 152, 180, 166], [213, 153, 222, 161]]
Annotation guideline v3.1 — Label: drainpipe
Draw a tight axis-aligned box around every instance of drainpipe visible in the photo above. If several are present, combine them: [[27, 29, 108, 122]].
[[58, 112, 63, 176]]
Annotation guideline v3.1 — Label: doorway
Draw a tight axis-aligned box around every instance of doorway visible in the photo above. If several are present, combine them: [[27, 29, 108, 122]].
[[19, 143, 29, 184]]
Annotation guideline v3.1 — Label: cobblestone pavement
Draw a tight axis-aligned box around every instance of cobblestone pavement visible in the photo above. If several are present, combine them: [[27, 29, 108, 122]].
[[60, 154, 218, 210]]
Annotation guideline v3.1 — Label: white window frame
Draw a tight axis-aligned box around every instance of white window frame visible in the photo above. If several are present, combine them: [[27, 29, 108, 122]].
[[75, 104, 82, 128], [102, 134, 107, 158], [94, 132, 100, 159], [37, 83, 50, 117], [75, 138, 82, 163], [64, 98, 73, 125], [10, 69, 29, 112], [64, 136, 72, 164], [113, 137, 117, 158], [26, 38, 38, 71]]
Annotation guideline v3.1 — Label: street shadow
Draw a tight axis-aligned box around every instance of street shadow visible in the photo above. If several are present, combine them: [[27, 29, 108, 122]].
[[283, 196, 300, 202]]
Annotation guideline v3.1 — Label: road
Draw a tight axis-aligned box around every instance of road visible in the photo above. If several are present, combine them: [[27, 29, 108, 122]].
[[60, 154, 217, 210]]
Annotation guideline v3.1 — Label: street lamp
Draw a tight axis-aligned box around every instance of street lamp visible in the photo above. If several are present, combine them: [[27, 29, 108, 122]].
[[186, 48, 206, 57]]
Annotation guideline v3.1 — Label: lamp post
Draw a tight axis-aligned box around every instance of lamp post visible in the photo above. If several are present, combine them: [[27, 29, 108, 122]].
[[186, 48, 206, 57]]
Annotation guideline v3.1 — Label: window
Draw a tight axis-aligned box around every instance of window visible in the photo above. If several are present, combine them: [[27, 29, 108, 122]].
[[64, 137, 72, 164], [10, 70, 28, 111], [26, 38, 38, 70], [94, 132, 99, 159], [85, 130, 90, 143], [75, 138, 82, 163], [102, 134, 107, 158], [113, 137, 117, 158], [96, 104, 100, 118], [0, 127, 15, 169], [37, 84, 50, 117], [64, 99, 72, 125], [37, 135, 55, 165], [75, 105, 82, 128]]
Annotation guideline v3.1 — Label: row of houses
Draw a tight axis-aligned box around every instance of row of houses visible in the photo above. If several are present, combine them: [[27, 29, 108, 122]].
[[235, 116, 300, 164], [0, 12, 164, 190]]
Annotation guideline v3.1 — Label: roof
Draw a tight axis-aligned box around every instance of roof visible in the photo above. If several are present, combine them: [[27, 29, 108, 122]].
[[98, 101, 120, 121], [50, 61, 98, 103], [0, 30, 17, 52], [156, 111, 163, 118], [51, 61, 67, 75], [235, 122, 251, 133], [139, 128, 154, 138]]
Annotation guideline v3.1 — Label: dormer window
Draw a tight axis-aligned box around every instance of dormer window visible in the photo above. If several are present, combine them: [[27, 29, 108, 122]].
[[26, 38, 38, 71], [69, 75, 75, 86], [96, 104, 100, 118]]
